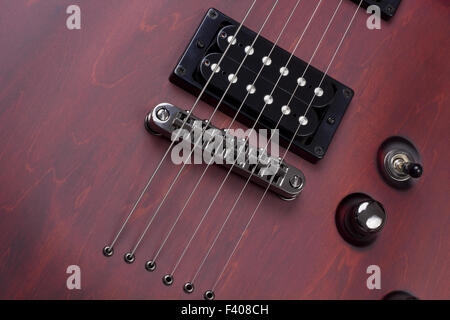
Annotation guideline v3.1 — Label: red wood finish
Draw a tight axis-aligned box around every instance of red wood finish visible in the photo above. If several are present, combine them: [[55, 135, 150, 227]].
[[0, 0, 449, 300]]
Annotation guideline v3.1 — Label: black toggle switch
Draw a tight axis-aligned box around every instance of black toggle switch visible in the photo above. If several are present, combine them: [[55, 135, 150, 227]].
[[402, 162, 423, 179], [378, 136, 423, 189], [336, 193, 387, 247]]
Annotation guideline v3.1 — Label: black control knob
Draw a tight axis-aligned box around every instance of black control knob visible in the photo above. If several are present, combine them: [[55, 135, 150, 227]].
[[353, 201, 386, 234], [336, 193, 387, 247], [383, 291, 418, 300]]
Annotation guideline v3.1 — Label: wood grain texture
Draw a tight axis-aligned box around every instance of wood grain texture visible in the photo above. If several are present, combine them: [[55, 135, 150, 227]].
[[0, 0, 449, 300]]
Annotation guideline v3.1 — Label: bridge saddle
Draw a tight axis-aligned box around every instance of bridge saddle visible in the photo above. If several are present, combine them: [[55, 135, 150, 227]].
[[145, 103, 305, 201]]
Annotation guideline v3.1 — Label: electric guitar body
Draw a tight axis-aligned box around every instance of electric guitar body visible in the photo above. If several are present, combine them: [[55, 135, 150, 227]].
[[0, 0, 449, 300]]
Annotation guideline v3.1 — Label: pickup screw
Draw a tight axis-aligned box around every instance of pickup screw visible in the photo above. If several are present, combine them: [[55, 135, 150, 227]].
[[290, 175, 303, 189], [343, 88, 352, 99], [175, 65, 186, 76], [386, 5, 394, 14], [315, 146, 324, 157], [196, 40, 205, 49], [208, 9, 218, 19], [327, 116, 336, 125], [220, 32, 227, 39], [156, 108, 170, 122]]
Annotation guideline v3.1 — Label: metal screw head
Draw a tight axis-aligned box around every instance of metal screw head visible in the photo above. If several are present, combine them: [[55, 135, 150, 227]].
[[156, 108, 170, 122], [262, 56, 272, 66], [299, 116, 308, 126], [297, 77, 306, 87], [343, 88, 353, 99], [196, 40, 205, 49], [314, 87, 324, 97], [246, 84, 256, 94], [327, 116, 336, 125], [208, 9, 218, 19], [386, 5, 395, 14], [290, 175, 303, 189], [175, 65, 186, 76], [281, 105, 291, 115], [314, 146, 324, 157]]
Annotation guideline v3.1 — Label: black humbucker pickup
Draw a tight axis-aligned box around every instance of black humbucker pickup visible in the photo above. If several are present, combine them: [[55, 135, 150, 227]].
[[170, 8, 354, 163]]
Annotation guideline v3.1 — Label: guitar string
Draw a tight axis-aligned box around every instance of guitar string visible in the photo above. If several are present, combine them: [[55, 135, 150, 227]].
[[210, 0, 364, 293], [105, 0, 257, 252], [169, 0, 325, 279], [126, 0, 280, 258], [190, 0, 340, 285], [150, 0, 304, 265]]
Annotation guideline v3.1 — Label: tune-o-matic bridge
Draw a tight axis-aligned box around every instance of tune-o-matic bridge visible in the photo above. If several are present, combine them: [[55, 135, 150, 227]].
[[170, 8, 354, 163], [145, 103, 305, 200]]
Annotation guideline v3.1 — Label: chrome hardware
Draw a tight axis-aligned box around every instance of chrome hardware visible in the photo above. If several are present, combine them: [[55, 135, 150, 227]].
[[378, 136, 423, 189], [146, 103, 305, 200], [336, 193, 387, 247], [204, 290, 215, 300]]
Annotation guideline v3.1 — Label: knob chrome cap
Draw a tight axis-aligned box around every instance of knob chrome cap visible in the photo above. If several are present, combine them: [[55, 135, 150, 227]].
[[336, 194, 386, 247]]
